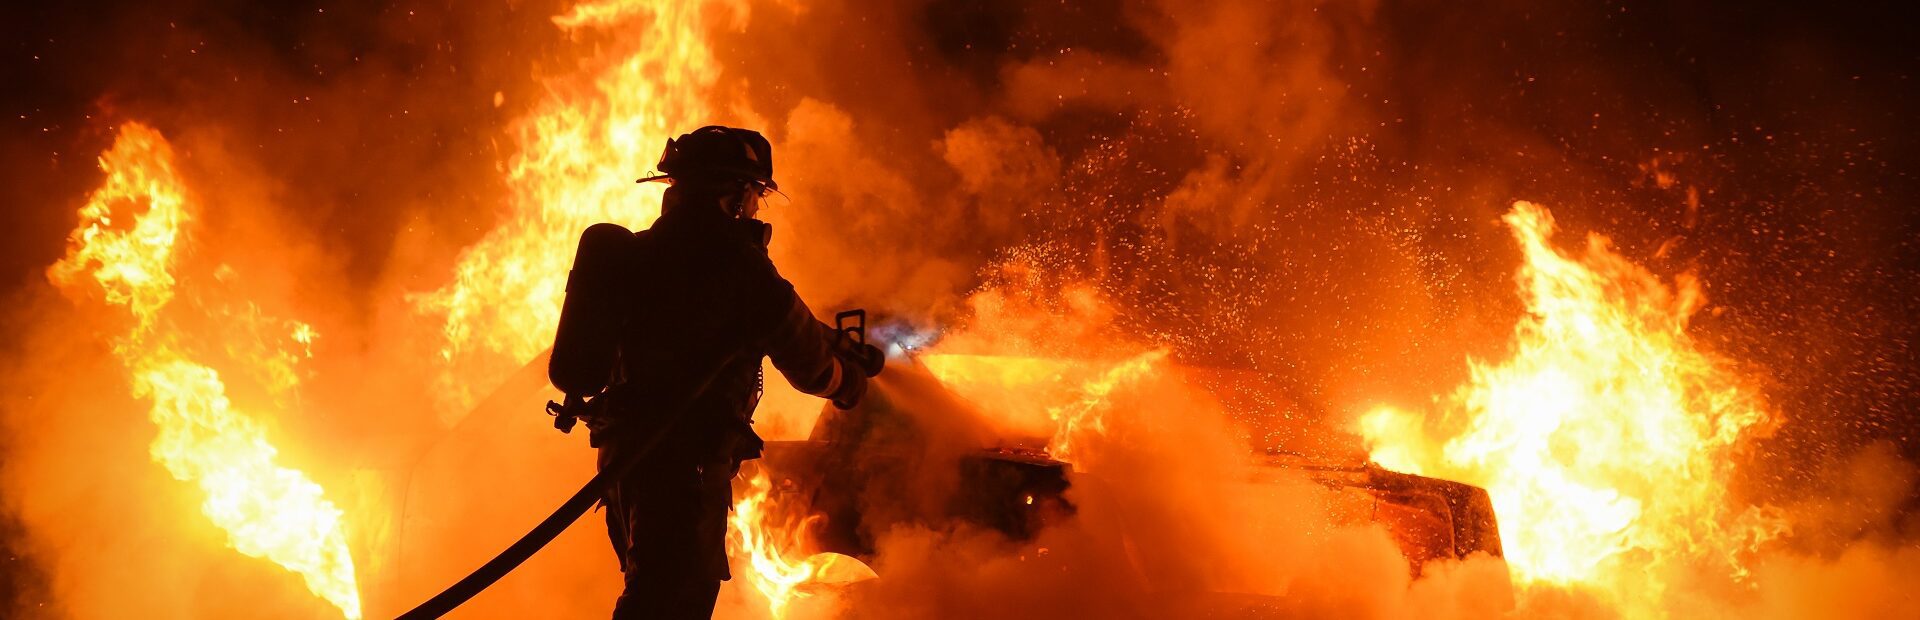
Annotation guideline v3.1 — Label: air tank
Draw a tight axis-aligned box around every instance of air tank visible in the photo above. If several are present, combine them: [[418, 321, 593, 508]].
[[548, 222, 635, 397]]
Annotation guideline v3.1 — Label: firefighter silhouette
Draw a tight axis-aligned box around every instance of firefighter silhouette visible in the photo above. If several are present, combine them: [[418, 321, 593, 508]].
[[547, 125, 883, 619]]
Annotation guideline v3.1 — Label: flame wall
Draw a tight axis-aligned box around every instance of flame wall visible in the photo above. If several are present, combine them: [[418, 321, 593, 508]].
[[2, 0, 1917, 618]]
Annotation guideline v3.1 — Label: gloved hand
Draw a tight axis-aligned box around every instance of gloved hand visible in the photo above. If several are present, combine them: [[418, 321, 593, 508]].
[[846, 342, 885, 377], [829, 360, 868, 410], [826, 310, 884, 408]]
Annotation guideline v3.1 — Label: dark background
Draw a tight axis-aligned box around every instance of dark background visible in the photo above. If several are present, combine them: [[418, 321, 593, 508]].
[[4, 0, 1915, 612]]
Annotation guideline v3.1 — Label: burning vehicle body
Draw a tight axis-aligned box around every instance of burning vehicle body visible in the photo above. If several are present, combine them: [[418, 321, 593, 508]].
[[748, 353, 1505, 601]]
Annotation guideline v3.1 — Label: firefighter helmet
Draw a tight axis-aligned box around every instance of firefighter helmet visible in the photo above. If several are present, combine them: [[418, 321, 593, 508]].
[[636, 125, 777, 191]]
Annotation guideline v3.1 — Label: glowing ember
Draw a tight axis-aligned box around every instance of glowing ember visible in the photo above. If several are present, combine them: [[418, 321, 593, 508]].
[[48, 123, 362, 619], [728, 470, 874, 619], [1360, 201, 1784, 616], [412, 0, 725, 410]]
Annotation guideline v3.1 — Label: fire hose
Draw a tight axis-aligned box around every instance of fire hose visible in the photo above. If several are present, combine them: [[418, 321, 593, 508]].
[[392, 420, 668, 620], [395, 310, 882, 619]]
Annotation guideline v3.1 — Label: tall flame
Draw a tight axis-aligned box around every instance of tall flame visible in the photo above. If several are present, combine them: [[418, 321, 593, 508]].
[[413, 0, 732, 410], [1360, 201, 1783, 617], [48, 123, 362, 619]]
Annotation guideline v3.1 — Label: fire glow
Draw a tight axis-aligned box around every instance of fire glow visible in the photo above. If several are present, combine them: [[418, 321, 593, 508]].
[[43, 127, 1789, 620], [13, 0, 1910, 618], [48, 123, 362, 619], [1361, 201, 1784, 615]]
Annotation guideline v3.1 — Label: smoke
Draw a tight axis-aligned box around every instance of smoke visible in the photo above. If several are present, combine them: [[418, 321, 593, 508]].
[[717, 0, 1919, 461], [1730, 443, 1920, 619], [1, 0, 1915, 618], [777, 292, 1520, 619], [708, 0, 1919, 616]]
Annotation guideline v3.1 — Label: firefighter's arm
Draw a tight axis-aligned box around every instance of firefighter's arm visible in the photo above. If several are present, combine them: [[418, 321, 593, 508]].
[[752, 266, 873, 409], [768, 294, 861, 405]]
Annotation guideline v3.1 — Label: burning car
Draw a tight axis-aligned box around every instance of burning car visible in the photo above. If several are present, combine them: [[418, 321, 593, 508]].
[[748, 353, 1505, 589]]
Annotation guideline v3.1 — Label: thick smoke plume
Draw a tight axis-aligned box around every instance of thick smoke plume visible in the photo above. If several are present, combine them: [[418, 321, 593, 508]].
[[2, 0, 1915, 618]]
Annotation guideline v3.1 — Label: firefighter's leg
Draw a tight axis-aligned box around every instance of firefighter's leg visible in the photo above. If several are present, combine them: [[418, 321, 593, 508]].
[[608, 457, 730, 620], [612, 571, 720, 620]]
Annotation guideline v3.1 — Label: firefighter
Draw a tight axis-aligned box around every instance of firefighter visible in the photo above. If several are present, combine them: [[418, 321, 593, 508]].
[[552, 125, 880, 619]]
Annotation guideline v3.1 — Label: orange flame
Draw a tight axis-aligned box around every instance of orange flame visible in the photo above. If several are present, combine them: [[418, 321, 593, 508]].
[[1360, 201, 1783, 616], [48, 123, 362, 619], [728, 470, 874, 619]]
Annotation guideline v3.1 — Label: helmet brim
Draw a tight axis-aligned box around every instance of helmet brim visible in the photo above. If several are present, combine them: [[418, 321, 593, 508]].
[[635, 172, 777, 191]]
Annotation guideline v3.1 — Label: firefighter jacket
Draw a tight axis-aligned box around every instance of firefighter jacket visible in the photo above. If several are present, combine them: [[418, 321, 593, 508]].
[[585, 186, 850, 464]]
